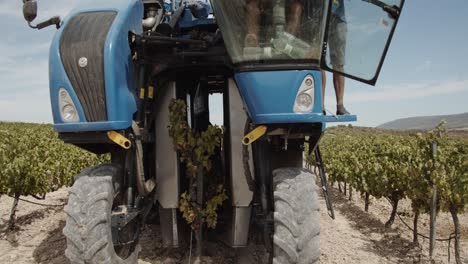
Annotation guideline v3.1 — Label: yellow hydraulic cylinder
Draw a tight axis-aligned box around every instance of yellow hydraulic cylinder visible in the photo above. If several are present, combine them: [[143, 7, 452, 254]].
[[242, 125, 267, 145], [107, 131, 131, 149]]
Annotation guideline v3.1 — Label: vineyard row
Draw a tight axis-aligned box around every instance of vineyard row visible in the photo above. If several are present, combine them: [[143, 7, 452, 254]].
[[307, 125, 467, 263]]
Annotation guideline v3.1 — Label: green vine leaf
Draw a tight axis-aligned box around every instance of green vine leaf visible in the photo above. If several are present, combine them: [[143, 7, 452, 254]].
[[168, 99, 227, 230]]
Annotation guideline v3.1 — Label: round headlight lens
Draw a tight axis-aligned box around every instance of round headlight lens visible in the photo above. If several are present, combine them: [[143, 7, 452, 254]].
[[296, 93, 313, 109], [58, 88, 80, 122], [293, 75, 315, 113], [60, 90, 68, 99], [62, 104, 77, 121]]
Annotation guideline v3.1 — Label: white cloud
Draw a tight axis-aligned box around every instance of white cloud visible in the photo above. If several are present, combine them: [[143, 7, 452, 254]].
[[0, 57, 50, 122], [323, 79, 468, 116], [0, 1, 77, 20], [2, 39, 50, 51], [0, 1, 21, 17], [0, 87, 52, 123], [340, 79, 468, 103], [0, 1, 80, 123], [415, 60, 432, 72]]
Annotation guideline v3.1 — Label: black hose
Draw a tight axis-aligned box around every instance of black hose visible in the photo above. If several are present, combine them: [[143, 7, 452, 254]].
[[7, 195, 65, 207], [243, 118, 255, 192]]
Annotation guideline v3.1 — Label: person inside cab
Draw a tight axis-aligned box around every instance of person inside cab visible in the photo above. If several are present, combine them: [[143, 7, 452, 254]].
[[244, 0, 350, 115], [244, 0, 304, 47]]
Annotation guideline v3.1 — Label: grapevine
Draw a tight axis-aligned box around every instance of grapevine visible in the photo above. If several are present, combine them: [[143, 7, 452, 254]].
[[167, 99, 227, 230], [307, 124, 467, 262], [0, 122, 108, 228]]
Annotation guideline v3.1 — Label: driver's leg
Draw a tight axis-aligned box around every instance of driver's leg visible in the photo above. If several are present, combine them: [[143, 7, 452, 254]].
[[329, 17, 349, 115], [245, 0, 261, 47], [286, 0, 303, 35], [333, 68, 345, 108]]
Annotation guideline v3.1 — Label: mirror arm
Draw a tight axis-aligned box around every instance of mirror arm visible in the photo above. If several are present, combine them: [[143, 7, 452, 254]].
[[29, 16, 61, 30], [37, 16, 61, 29], [382, 5, 400, 19], [362, 0, 400, 19], [28, 22, 38, 29]]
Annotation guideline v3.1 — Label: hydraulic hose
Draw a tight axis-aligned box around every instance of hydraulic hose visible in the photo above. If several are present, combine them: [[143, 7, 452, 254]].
[[132, 121, 156, 196], [243, 118, 256, 192]]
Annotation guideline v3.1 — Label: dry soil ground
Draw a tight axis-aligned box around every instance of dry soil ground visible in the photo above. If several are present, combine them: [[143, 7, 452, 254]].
[[0, 185, 466, 264]]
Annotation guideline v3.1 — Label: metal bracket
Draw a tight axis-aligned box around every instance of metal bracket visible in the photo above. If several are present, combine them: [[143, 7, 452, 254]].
[[107, 131, 131, 149], [111, 205, 141, 246], [111, 205, 140, 228], [242, 125, 267, 145], [314, 145, 335, 219]]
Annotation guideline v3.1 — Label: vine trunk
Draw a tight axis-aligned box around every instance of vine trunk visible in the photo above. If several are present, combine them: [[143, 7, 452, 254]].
[[449, 204, 461, 264]]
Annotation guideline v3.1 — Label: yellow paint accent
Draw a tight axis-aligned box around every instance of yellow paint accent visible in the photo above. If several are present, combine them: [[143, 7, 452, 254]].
[[107, 131, 131, 150], [242, 125, 267, 145], [139, 88, 145, 99], [148, 86, 154, 99]]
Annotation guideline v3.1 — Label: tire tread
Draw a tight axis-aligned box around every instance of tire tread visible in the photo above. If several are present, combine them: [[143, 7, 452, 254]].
[[63, 165, 138, 264], [273, 167, 320, 264]]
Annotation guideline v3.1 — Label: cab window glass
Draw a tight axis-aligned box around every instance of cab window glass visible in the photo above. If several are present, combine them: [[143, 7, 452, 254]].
[[324, 0, 402, 81], [211, 0, 329, 65]]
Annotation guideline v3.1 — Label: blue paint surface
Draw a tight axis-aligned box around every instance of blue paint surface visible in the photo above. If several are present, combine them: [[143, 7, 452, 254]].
[[49, 0, 142, 132], [54, 121, 134, 133], [179, 7, 215, 29], [49, 33, 87, 124], [234, 70, 357, 125], [50, 0, 356, 134]]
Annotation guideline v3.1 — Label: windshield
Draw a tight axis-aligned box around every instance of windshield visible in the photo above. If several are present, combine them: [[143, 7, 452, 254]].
[[322, 0, 403, 83], [211, 0, 329, 65]]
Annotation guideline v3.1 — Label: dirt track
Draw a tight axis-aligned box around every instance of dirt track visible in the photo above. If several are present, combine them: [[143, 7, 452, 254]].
[[0, 186, 466, 264]]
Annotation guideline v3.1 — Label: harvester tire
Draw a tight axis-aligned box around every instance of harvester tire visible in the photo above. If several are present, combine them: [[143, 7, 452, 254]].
[[272, 167, 320, 264], [63, 165, 139, 264]]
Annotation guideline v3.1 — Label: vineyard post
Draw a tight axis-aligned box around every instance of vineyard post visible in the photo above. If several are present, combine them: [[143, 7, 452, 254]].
[[196, 167, 204, 258], [429, 140, 438, 259], [412, 210, 419, 245]]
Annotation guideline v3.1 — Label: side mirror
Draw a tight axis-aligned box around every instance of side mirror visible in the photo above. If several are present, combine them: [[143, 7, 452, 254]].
[[22, 0, 61, 30], [23, 0, 38, 22]]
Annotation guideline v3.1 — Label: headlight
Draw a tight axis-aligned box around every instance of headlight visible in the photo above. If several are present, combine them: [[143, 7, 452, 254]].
[[58, 88, 80, 122], [293, 75, 315, 113]]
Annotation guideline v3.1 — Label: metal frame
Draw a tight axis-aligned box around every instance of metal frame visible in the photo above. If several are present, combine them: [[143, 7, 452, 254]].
[[224, 78, 253, 246], [154, 81, 181, 247], [154, 81, 180, 208], [39, 0, 406, 256], [320, 0, 406, 85]]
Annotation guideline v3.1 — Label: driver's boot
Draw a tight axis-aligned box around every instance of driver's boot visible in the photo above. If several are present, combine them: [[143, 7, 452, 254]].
[[337, 104, 350, 115]]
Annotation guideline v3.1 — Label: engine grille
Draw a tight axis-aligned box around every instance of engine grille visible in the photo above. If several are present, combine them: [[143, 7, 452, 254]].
[[60, 12, 117, 122]]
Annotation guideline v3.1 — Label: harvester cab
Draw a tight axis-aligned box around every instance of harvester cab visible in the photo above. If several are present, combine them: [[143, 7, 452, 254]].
[[22, 0, 404, 263]]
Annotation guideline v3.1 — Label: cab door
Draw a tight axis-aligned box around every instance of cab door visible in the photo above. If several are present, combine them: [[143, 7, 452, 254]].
[[321, 0, 405, 85]]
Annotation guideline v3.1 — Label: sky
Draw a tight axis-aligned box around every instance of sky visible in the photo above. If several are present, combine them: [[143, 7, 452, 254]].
[[0, 0, 467, 127]]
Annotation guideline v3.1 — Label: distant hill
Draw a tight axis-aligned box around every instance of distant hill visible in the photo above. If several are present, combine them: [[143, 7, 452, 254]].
[[378, 112, 468, 130]]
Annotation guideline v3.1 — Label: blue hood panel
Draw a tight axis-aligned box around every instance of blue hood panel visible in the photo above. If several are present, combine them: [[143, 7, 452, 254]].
[[234, 70, 356, 125], [50, 0, 142, 132]]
